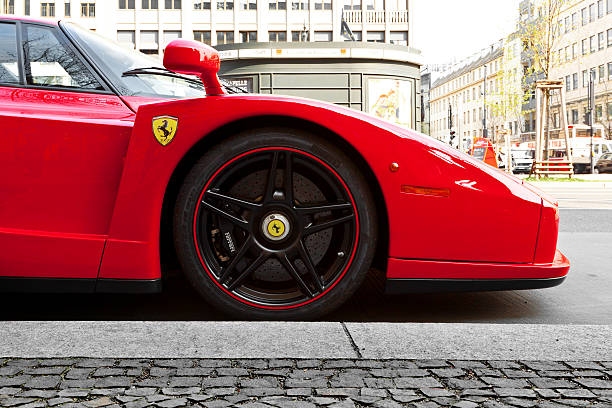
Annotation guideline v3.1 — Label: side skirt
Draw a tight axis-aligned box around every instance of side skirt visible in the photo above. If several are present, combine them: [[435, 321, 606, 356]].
[[385, 277, 566, 294], [0, 277, 162, 294]]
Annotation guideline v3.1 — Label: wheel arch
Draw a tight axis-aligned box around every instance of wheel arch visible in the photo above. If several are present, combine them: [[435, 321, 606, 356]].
[[159, 114, 389, 272]]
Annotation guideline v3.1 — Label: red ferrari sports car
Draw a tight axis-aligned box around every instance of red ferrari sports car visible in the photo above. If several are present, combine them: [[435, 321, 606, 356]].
[[0, 17, 569, 319]]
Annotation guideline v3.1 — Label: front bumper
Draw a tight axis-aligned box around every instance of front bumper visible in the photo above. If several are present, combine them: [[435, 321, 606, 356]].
[[385, 249, 569, 294]]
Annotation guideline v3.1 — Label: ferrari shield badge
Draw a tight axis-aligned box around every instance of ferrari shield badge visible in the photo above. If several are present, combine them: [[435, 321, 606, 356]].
[[152, 116, 178, 146]]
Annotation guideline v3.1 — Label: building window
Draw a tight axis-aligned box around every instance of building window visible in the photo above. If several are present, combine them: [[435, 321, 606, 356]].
[[194, 0, 211, 9], [598, 0, 604, 17], [217, 31, 234, 44], [63, 1, 69, 15], [268, 0, 286, 9], [571, 12, 578, 28], [292, 1, 307, 9], [165, 0, 181, 8], [565, 75, 571, 91], [390, 31, 407, 45], [81, 2, 95, 16], [572, 72, 578, 89], [40, 2, 55, 16], [240, 31, 256, 43], [608, 28, 612, 47], [3, 0, 14, 13], [581, 7, 588, 25], [599, 64, 605, 82], [164, 30, 181, 46], [590, 35, 596, 52], [291, 30, 309, 41], [596, 105, 602, 119], [314, 0, 331, 9], [609, 62, 612, 80], [590, 3, 596, 21], [240, 0, 255, 9], [367, 31, 384, 43], [217, 0, 233, 9], [142, 0, 158, 8], [268, 31, 286, 42], [140, 30, 159, 52], [313, 31, 332, 42], [572, 42, 577, 58], [583, 70, 588, 87], [119, 0, 135, 9], [344, 0, 360, 10], [193, 30, 211, 44], [582, 38, 588, 55], [609, 0, 612, 13], [24, 0, 30, 15], [117, 30, 135, 48], [571, 109, 578, 123]]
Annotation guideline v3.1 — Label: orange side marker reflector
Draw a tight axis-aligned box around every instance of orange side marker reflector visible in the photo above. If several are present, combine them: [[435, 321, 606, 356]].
[[401, 185, 450, 197]]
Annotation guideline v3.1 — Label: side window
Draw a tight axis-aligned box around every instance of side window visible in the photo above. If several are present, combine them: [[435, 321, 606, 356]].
[[0, 23, 20, 85], [22, 24, 102, 90]]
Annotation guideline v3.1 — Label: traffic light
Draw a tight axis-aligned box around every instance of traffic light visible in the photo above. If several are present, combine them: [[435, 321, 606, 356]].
[[450, 131, 456, 144]]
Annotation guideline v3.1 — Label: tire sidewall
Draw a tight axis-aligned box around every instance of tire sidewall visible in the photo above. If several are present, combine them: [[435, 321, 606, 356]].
[[173, 128, 377, 320]]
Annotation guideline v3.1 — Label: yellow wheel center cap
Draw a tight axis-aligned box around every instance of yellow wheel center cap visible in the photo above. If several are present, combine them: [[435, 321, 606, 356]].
[[262, 214, 290, 241]]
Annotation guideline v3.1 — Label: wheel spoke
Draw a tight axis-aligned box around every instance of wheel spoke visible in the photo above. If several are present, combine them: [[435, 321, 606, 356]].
[[264, 151, 280, 202], [219, 237, 253, 283], [303, 213, 355, 235], [297, 240, 323, 292], [206, 190, 260, 210], [278, 254, 315, 298], [295, 202, 353, 214], [226, 251, 270, 291], [284, 151, 293, 205], [201, 200, 249, 229]]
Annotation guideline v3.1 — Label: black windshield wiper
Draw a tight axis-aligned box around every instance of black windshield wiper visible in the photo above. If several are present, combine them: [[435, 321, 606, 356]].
[[121, 66, 203, 86], [122, 67, 250, 95]]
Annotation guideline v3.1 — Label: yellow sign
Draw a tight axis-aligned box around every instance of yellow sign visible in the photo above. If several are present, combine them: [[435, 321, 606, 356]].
[[152, 116, 178, 146], [267, 219, 285, 238]]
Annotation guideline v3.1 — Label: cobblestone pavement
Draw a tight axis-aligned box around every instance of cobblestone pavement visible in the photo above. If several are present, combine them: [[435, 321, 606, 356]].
[[0, 359, 610, 407]]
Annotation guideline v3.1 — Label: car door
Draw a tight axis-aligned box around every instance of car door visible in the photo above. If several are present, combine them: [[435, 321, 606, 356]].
[[0, 21, 135, 281]]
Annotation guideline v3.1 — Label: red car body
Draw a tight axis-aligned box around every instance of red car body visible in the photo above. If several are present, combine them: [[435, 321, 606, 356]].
[[0, 17, 568, 298]]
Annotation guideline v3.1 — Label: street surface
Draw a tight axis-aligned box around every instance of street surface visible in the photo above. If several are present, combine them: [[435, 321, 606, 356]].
[[0, 357, 610, 408]]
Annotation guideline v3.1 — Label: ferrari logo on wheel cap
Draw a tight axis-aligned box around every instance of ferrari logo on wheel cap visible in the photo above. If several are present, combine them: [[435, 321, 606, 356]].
[[262, 214, 290, 241], [152, 116, 178, 146]]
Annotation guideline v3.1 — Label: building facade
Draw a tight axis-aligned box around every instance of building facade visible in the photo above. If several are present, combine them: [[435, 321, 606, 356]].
[[549, 0, 612, 136], [0, 0, 412, 54], [429, 38, 523, 150]]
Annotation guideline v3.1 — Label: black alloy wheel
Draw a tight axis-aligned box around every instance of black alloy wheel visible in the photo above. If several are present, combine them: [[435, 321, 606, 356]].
[[174, 128, 377, 319]]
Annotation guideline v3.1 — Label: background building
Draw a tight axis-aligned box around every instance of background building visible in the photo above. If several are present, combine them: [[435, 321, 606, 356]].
[[549, 0, 612, 137], [0, 0, 413, 54], [218, 41, 422, 130], [429, 39, 523, 149]]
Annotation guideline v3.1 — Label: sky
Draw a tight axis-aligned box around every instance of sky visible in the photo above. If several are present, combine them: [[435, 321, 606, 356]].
[[412, 0, 522, 64]]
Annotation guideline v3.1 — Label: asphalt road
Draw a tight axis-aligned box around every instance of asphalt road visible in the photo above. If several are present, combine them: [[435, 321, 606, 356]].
[[0, 208, 610, 324]]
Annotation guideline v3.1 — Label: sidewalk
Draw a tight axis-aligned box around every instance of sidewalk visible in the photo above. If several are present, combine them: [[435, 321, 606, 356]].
[[0, 322, 610, 407]]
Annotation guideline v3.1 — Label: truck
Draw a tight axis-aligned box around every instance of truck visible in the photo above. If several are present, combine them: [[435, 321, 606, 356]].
[[520, 124, 611, 173]]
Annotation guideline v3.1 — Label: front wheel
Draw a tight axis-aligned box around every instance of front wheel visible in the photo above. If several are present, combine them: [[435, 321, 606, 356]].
[[173, 128, 377, 319]]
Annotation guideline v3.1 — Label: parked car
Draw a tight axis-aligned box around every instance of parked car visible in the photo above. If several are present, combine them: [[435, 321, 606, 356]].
[[595, 153, 612, 174], [0, 18, 569, 319]]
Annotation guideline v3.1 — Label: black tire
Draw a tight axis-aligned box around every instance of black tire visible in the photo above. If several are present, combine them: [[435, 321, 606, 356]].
[[173, 127, 377, 320]]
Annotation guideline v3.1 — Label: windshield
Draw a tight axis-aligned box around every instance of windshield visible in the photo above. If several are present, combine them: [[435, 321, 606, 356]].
[[61, 22, 207, 98], [472, 147, 486, 160], [513, 149, 535, 159]]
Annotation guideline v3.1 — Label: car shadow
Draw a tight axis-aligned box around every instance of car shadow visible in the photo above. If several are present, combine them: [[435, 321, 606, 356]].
[[0, 268, 546, 323]]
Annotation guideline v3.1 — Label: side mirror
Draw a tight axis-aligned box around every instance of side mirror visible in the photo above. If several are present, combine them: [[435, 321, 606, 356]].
[[163, 39, 224, 96]]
